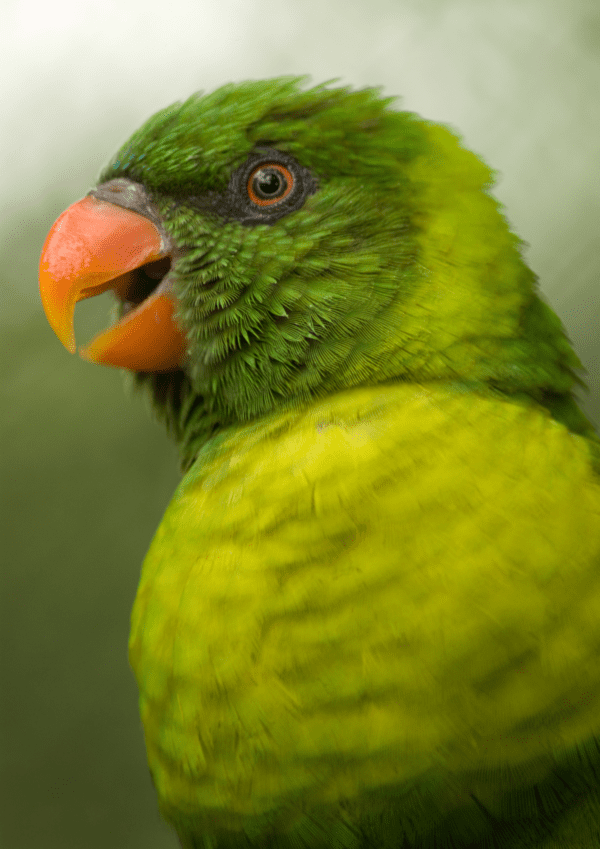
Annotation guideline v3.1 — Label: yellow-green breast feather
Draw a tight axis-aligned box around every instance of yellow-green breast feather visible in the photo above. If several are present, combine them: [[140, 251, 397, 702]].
[[130, 383, 600, 838]]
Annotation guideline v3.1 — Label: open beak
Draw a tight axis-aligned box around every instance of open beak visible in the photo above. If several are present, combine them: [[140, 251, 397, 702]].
[[39, 187, 186, 372]]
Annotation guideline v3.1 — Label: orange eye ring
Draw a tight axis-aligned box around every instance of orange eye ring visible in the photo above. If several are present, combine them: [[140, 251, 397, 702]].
[[247, 163, 294, 207]]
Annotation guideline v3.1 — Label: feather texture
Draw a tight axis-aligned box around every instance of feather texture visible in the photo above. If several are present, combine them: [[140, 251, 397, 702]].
[[39, 78, 600, 848], [130, 384, 600, 847]]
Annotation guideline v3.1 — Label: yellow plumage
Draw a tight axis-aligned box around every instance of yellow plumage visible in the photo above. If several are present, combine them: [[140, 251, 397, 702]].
[[129, 383, 600, 837]]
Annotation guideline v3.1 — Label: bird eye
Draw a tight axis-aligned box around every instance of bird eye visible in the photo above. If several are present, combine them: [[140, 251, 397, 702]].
[[219, 149, 317, 225], [247, 163, 294, 207]]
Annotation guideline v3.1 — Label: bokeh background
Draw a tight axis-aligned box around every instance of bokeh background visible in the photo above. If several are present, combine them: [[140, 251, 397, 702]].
[[2, 1, 599, 847]]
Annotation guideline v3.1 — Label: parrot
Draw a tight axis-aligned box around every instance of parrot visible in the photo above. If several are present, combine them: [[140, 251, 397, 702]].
[[39, 77, 600, 848]]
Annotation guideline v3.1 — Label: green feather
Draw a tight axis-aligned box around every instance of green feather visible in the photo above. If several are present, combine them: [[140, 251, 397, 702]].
[[83, 79, 600, 847], [104, 78, 594, 470]]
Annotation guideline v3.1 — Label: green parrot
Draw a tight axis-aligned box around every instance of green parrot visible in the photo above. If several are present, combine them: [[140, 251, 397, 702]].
[[39, 77, 600, 848]]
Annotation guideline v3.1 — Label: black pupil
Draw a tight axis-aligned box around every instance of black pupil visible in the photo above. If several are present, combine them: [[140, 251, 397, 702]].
[[253, 168, 286, 199]]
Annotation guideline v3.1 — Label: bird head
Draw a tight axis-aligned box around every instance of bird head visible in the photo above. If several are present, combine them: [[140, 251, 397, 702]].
[[39, 77, 585, 466]]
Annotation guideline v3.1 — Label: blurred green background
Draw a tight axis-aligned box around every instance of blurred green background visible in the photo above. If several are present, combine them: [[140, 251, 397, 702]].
[[2, 1, 599, 847]]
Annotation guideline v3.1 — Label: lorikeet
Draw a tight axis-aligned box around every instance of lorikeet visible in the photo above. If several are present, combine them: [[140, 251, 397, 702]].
[[39, 78, 600, 848]]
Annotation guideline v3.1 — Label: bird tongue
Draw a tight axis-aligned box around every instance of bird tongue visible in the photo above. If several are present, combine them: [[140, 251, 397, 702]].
[[39, 195, 187, 372]]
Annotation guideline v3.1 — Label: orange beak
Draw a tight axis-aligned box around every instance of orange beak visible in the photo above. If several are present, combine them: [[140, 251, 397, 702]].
[[39, 195, 186, 371]]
